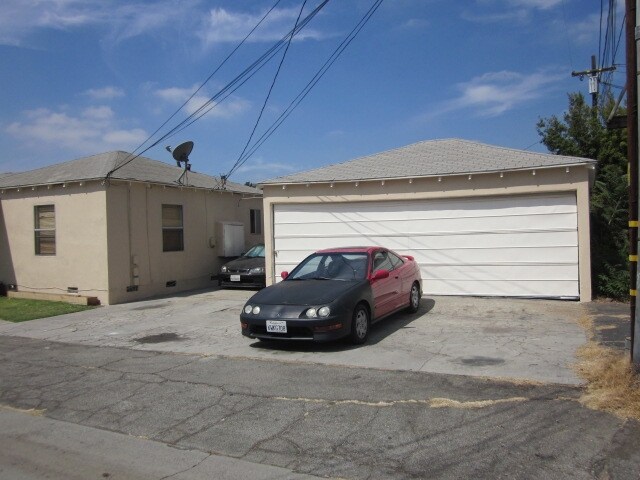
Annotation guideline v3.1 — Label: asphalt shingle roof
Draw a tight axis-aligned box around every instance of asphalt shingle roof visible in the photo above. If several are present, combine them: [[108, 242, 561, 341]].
[[0, 151, 260, 195], [260, 139, 595, 185]]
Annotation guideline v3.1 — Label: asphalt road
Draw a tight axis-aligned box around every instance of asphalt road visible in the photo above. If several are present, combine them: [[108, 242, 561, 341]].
[[1, 335, 638, 480]]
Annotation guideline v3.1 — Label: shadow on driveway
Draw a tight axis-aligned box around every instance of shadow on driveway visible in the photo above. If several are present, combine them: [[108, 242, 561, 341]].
[[248, 298, 436, 353]]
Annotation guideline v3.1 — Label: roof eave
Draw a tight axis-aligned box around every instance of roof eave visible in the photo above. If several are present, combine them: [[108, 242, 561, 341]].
[[258, 161, 596, 187]]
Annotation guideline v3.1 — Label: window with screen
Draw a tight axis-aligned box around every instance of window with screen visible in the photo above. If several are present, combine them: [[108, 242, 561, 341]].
[[34, 205, 56, 255], [162, 204, 184, 252], [250, 209, 262, 234]]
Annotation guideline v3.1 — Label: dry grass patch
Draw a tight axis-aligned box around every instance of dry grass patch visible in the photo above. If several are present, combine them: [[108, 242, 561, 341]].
[[574, 315, 640, 420]]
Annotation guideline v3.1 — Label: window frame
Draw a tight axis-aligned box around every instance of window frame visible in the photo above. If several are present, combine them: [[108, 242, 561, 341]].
[[34, 204, 56, 256], [162, 204, 184, 252], [250, 208, 262, 235]]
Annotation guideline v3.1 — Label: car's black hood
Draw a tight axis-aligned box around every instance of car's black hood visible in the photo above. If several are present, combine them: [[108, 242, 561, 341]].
[[248, 279, 365, 305], [224, 256, 264, 270]]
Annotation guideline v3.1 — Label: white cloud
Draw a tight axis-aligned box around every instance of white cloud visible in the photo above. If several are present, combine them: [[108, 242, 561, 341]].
[[0, 0, 192, 46], [198, 7, 326, 46], [506, 0, 562, 9], [82, 86, 125, 100], [463, 0, 562, 23], [1, 1, 329, 48], [5, 106, 147, 153], [236, 158, 296, 179], [566, 13, 600, 45], [154, 85, 250, 119], [431, 69, 564, 118]]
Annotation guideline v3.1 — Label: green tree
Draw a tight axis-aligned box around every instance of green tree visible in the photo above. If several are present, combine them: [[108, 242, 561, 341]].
[[537, 92, 629, 299]]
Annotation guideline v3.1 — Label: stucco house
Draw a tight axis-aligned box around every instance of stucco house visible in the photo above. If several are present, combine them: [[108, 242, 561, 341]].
[[0, 151, 263, 305], [259, 139, 596, 301]]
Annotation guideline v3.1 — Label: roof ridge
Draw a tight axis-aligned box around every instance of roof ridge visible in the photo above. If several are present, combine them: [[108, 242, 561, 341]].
[[259, 138, 595, 185]]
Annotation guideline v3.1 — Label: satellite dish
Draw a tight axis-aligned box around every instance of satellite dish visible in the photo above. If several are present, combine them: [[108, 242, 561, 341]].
[[172, 141, 194, 165]]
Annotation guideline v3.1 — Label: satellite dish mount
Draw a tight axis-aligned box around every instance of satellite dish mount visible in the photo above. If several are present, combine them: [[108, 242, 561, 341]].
[[170, 141, 194, 185]]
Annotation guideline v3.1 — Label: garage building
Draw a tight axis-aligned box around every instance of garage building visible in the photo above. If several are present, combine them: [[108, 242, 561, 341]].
[[259, 139, 595, 301]]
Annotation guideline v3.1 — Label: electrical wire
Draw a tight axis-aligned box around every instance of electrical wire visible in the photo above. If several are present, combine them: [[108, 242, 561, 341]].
[[105, 0, 329, 180], [106, 0, 283, 180], [225, 0, 385, 179], [226, 0, 309, 181], [164, 1, 330, 141], [126, 0, 283, 162]]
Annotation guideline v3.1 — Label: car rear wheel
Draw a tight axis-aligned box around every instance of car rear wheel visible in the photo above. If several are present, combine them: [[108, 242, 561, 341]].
[[407, 282, 421, 313], [350, 304, 370, 345]]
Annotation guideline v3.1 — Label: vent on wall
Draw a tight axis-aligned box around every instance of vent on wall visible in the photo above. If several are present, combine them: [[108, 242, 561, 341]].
[[166, 280, 177, 288], [67, 287, 78, 294], [126, 285, 139, 292]]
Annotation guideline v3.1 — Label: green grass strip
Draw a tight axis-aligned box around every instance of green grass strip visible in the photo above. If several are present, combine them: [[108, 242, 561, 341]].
[[0, 297, 96, 323]]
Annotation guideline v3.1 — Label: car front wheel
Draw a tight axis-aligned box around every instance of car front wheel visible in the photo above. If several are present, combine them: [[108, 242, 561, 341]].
[[407, 282, 421, 313], [350, 304, 370, 345]]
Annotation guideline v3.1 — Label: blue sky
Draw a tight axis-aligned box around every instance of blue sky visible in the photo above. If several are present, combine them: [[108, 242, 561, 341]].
[[0, 0, 624, 183]]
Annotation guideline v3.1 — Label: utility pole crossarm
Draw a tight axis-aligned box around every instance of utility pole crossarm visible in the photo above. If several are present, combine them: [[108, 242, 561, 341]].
[[571, 66, 616, 78]]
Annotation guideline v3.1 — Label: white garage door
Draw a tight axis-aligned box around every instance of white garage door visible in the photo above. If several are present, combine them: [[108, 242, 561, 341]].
[[273, 193, 579, 298]]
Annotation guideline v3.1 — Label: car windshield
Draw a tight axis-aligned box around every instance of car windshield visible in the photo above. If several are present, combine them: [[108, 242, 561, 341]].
[[288, 252, 368, 281], [244, 245, 265, 258]]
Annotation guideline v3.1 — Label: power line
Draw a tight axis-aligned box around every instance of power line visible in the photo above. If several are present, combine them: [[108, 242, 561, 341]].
[[225, 0, 309, 184], [128, 0, 284, 162], [105, 0, 329, 180], [105, 0, 283, 181], [226, 0, 385, 179]]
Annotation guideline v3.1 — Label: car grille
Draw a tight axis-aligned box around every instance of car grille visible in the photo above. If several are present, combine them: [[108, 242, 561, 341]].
[[227, 268, 251, 274]]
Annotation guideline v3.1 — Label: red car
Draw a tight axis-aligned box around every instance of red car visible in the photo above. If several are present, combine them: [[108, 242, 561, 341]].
[[240, 246, 423, 344]]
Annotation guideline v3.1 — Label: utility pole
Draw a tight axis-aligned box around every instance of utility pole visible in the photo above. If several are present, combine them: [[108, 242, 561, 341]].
[[571, 55, 616, 108], [626, 0, 640, 370]]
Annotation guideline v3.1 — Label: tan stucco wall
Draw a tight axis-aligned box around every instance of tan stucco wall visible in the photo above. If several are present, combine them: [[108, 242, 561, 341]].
[[261, 166, 593, 301], [105, 182, 263, 304], [0, 183, 109, 301]]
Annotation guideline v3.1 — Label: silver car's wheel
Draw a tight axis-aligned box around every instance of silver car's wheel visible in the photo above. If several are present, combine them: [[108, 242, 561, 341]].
[[407, 282, 421, 313], [350, 304, 369, 345]]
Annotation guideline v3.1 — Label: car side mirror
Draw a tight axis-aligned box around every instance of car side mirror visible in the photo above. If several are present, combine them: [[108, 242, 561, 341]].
[[371, 269, 390, 281], [281, 271, 289, 280]]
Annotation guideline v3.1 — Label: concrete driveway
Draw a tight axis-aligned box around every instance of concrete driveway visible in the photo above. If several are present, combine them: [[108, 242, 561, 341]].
[[0, 288, 589, 385]]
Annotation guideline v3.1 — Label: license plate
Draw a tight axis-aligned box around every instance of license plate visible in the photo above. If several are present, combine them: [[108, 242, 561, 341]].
[[266, 320, 287, 333], [230, 274, 241, 282]]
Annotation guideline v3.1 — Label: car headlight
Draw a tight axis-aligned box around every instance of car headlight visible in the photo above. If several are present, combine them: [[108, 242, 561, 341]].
[[252, 306, 261, 315], [249, 267, 265, 275], [306, 308, 317, 318], [318, 306, 330, 317], [221, 266, 228, 273], [244, 305, 252, 314]]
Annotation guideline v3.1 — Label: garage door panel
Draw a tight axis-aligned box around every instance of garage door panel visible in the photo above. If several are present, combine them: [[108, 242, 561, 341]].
[[274, 195, 577, 222], [405, 231, 578, 250], [275, 235, 408, 252], [412, 246, 579, 265], [275, 213, 577, 238], [422, 264, 578, 282], [426, 279, 579, 297], [273, 193, 580, 298]]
